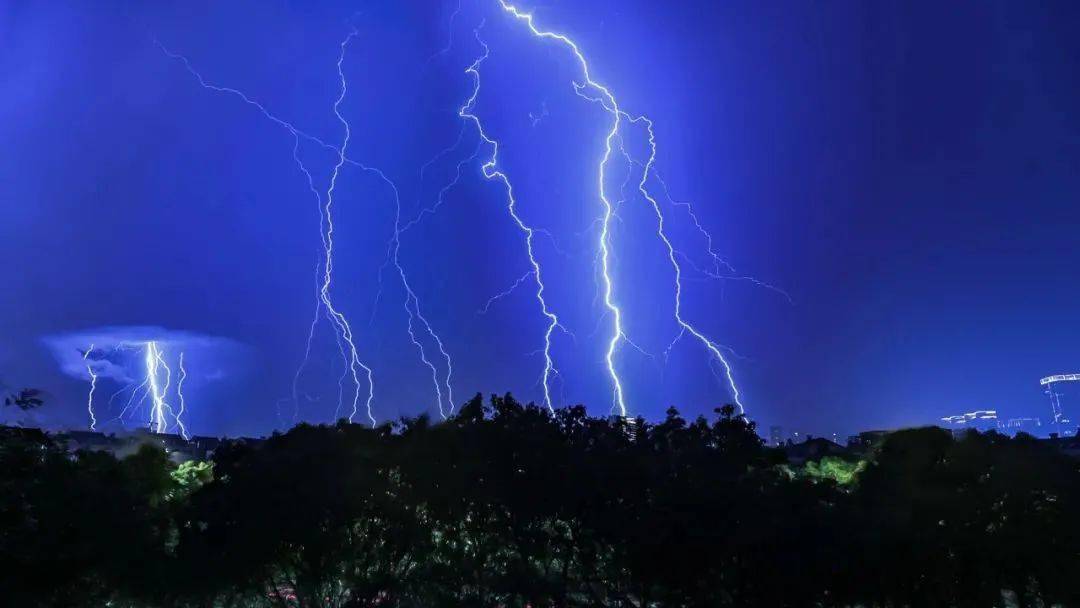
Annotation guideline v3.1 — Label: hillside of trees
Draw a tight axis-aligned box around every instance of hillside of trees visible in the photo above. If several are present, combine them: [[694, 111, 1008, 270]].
[[3, 393, 1080, 607]]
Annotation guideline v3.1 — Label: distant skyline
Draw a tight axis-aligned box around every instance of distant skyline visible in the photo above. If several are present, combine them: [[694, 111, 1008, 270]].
[[2, 0, 1079, 438]]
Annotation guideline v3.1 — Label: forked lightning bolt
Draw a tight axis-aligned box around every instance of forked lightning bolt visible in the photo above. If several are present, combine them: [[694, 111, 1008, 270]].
[[322, 30, 377, 425], [156, 39, 372, 423], [628, 114, 744, 413], [148, 2, 761, 421], [176, 352, 189, 439], [161, 30, 460, 424], [460, 23, 564, 412], [96, 341, 189, 434], [375, 173, 457, 419], [496, 1, 630, 415], [496, 0, 752, 414], [145, 341, 173, 433], [82, 344, 98, 431]]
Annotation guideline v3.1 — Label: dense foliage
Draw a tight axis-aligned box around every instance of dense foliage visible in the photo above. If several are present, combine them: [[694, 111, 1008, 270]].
[[2, 394, 1079, 607]]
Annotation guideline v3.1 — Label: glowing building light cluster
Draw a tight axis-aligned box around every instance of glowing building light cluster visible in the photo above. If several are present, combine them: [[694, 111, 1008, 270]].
[[1042, 373, 1079, 434], [940, 410, 999, 425], [1040, 373, 1080, 386]]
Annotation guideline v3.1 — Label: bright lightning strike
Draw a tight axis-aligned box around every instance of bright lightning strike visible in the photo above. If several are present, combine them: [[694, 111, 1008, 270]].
[[496, 0, 757, 415], [144, 341, 173, 434], [148, 3, 763, 422], [460, 23, 564, 413], [321, 30, 377, 426], [496, 0, 630, 416], [82, 344, 98, 431]]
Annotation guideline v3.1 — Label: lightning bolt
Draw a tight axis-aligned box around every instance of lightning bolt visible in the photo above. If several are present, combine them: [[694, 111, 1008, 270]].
[[496, 1, 629, 416], [374, 171, 457, 419], [321, 29, 377, 425], [459, 22, 564, 412], [145, 340, 173, 434], [496, 0, 761, 415], [159, 34, 384, 425], [161, 29, 465, 425], [175, 352, 189, 440], [82, 344, 98, 431], [477, 270, 534, 316], [149, 3, 764, 422], [627, 114, 744, 413]]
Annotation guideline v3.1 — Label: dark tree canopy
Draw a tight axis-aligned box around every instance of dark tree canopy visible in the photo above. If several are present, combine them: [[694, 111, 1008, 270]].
[[2, 394, 1079, 607]]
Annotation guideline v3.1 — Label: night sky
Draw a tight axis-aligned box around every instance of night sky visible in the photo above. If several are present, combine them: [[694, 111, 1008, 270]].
[[2, 0, 1079, 438]]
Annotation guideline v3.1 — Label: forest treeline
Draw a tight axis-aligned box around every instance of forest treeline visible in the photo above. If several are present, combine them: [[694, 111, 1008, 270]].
[[2, 393, 1080, 607]]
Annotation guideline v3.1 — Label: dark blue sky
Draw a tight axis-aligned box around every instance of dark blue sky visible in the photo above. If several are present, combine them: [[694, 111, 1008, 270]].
[[2, 0, 1078, 438]]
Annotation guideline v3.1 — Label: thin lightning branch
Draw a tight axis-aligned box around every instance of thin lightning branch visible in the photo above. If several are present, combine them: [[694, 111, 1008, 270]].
[[377, 169, 457, 419], [400, 139, 481, 235], [322, 30, 376, 426], [329, 311, 351, 422], [460, 23, 563, 412], [652, 171, 738, 276], [425, 0, 465, 67], [162, 34, 464, 426], [175, 352, 189, 440], [497, 0, 629, 416], [650, 171, 791, 302], [82, 345, 98, 431], [159, 38, 382, 424], [477, 270, 535, 315], [628, 113, 744, 413], [113, 377, 150, 424], [293, 260, 324, 423]]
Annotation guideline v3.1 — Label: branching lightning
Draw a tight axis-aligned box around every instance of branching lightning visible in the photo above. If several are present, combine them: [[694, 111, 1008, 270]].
[[495, 1, 630, 415], [84, 340, 191, 436], [494, 0, 766, 415], [459, 22, 565, 412], [161, 28, 464, 424], [82, 344, 98, 431], [321, 30, 377, 425], [141, 1, 772, 424], [156, 40, 370, 423], [477, 271, 535, 315], [144, 341, 173, 434], [376, 172, 457, 419], [628, 114, 744, 413]]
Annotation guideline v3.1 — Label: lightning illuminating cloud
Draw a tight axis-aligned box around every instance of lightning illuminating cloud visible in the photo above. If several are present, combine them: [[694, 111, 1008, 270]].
[[82, 344, 98, 431]]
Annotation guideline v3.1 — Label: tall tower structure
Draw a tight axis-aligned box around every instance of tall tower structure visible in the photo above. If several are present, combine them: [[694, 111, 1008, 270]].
[[1040, 374, 1080, 436]]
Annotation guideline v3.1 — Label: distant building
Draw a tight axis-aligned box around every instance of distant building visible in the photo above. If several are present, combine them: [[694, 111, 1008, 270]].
[[1005, 417, 1043, 436], [847, 430, 891, 453], [783, 437, 848, 465], [1042, 374, 1080, 436], [940, 410, 1002, 433]]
